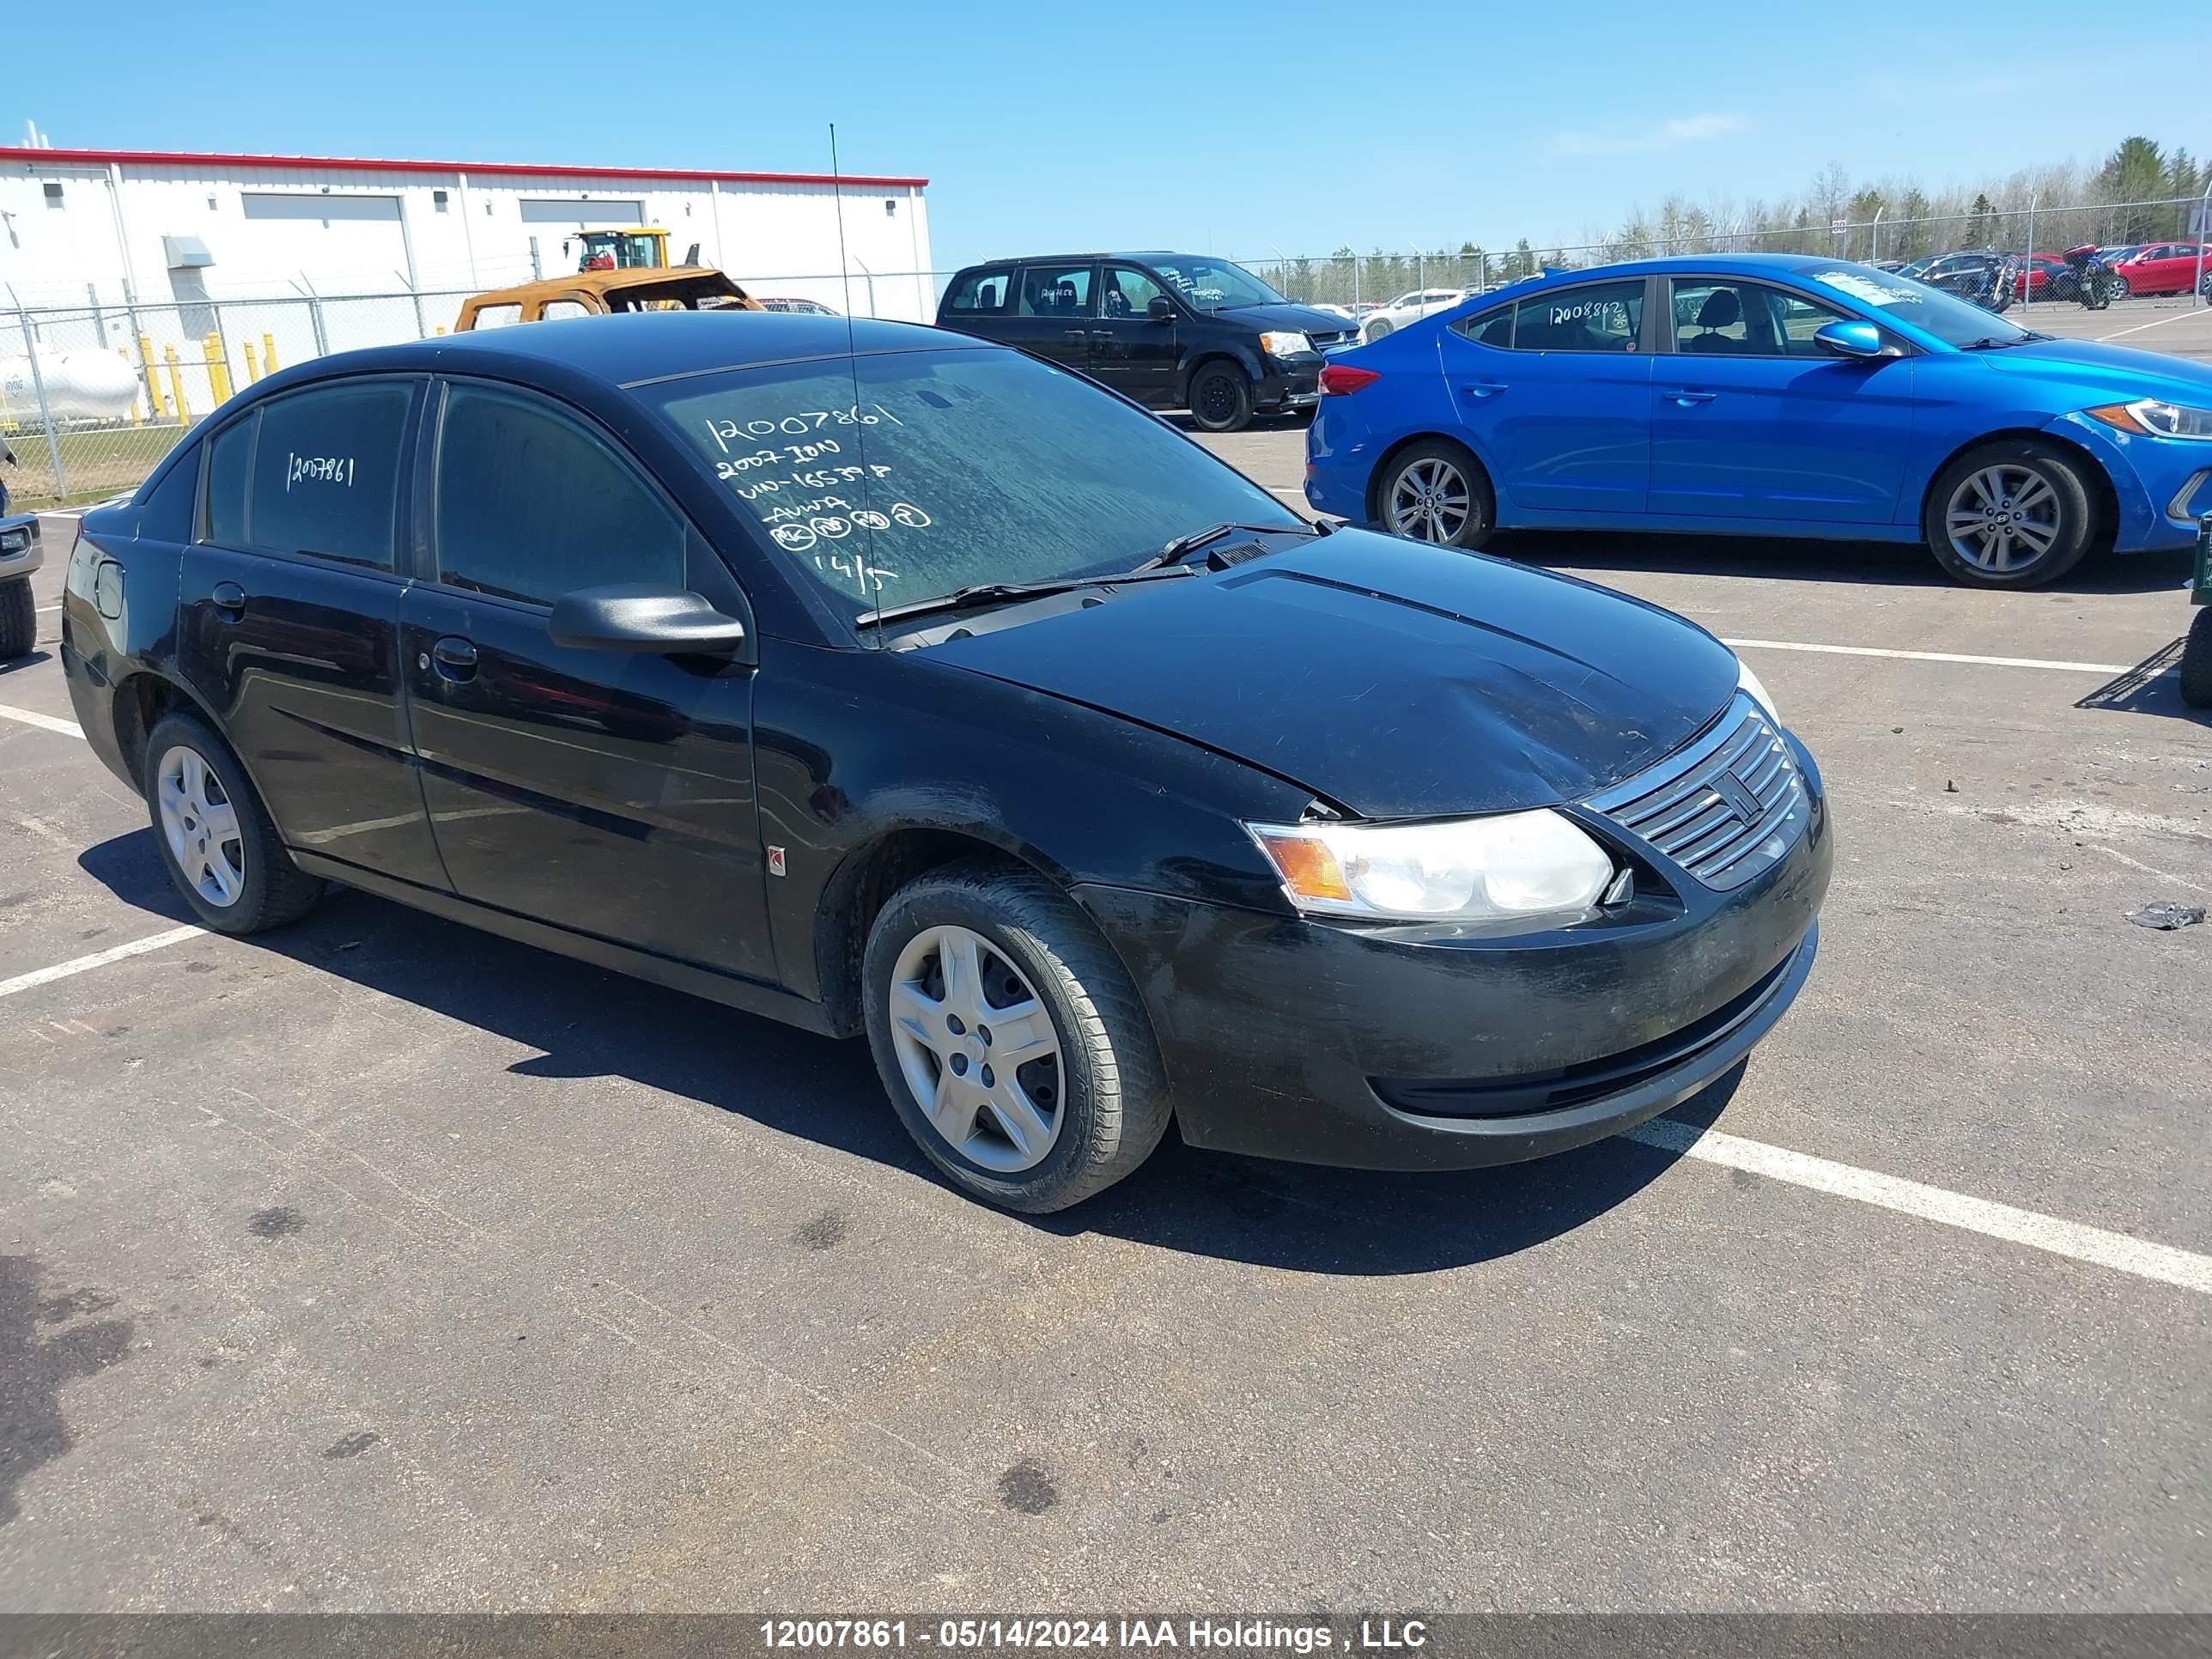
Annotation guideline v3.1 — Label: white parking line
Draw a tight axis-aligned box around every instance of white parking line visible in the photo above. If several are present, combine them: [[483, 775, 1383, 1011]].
[[0, 702, 84, 738], [1631, 1117, 2212, 1297], [0, 925, 206, 1001], [1723, 637, 2150, 675], [2098, 307, 2209, 343]]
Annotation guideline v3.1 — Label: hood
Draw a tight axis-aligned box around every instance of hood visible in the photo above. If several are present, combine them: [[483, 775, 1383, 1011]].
[[1208, 300, 1354, 337], [1978, 337, 2212, 403], [930, 530, 1739, 819]]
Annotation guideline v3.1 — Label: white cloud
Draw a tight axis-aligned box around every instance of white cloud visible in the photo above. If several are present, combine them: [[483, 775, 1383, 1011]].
[[1551, 113, 1750, 157]]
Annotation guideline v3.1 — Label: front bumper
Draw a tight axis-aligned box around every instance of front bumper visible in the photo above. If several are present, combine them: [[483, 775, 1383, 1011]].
[[1073, 741, 1831, 1171], [0, 513, 42, 583], [2048, 412, 2212, 554], [1257, 353, 1323, 413]]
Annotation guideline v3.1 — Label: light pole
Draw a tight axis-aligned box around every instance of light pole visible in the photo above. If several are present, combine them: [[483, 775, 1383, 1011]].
[[2196, 179, 2211, 309]]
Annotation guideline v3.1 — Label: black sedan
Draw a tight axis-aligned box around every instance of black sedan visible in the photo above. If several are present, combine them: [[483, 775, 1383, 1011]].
[[58, 313, 1830, 1212]]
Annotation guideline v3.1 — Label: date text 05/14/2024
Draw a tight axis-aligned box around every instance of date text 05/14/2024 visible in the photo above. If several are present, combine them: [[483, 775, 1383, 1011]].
[[759, 1620, 1431, 1651]]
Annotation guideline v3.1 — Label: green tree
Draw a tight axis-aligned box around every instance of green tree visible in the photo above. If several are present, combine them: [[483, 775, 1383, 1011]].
[[1513, 237, 1534, 277], [1896, 188, 1933, 259], [2097, 136, 2166, 240], [1966, 192, 1998, 247]]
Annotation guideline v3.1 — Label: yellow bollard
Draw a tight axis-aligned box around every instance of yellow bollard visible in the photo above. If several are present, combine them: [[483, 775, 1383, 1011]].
[[118, 347, 143, 423], [243, 340, 262, 384], [262, 332, 279, 374], [164, 345, 191, 424], [203, 333, 234, 404], [138, 332, 171, 422], [434, 325, 447, 336]]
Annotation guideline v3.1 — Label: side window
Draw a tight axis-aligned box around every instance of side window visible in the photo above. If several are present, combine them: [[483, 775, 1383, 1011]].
[[1452, 305, 1513, 349], [203, 415, 254, 544], [468, 303, 521, 330], [137, 441, 200, 542], [246, 383, 412, 569], [1102, 265, 1167, 319], [1671, 281, 1753, 355], [540, 299, 591, 320], [1017, 263, 1093, 318], [1511, 280, 1644, 352], [434, 383, 685, 608], [943, 267, 1012, 315], [1761, 288, 1854, 357]]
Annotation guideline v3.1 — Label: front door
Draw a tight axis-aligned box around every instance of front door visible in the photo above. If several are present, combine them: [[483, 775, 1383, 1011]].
[[1090, 264, 1181, 405], [1649, 278, 1915, 525], [175, 378, 448, 890], [994, 262, 1097, 374], [400, 379, 775, 983], [1439, 276, 1655, 514]]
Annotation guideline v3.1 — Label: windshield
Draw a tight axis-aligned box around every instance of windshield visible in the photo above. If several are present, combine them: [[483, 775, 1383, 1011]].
[[647, 345, 1297, 623], [1144, 256, 1289, 313], [1802, 261, 2033, 349]]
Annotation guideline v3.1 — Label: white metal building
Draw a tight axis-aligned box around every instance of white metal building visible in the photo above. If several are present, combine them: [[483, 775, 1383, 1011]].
[[0, 144, 936, 320]]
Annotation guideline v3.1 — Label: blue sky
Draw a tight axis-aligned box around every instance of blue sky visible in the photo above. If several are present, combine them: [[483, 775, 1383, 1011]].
[[9, 0, 2208, 274]]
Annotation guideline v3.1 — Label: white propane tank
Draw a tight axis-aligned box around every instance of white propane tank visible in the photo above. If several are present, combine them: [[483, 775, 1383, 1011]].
[[0, 349, 146, 423]]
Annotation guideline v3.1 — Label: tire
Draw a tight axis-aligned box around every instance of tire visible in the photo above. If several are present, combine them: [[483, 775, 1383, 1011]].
[[1376, 438, 1496, 550], [1922, 439, 2096, 589], [1365, 319, 1395, 340], [2182, 608, 2212, 711], [861, 860, 1170, 1213], [0, 579, 33, 660], [1185, 362, 1253, 434], [2114, 274, 2132, 299], [142, 711, 325, 934]]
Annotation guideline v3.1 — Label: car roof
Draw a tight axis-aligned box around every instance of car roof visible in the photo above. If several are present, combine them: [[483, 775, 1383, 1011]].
[[246, 311, 972, 394], [1494, 252, 1874, 289], [970, 251, 1223, 268]]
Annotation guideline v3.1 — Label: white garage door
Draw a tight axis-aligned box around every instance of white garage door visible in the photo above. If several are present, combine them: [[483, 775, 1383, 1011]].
[[234, 193, 410, 295]]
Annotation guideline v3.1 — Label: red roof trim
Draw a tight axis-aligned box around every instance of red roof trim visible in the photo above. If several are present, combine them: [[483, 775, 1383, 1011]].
[[0, 145, 927, 189]]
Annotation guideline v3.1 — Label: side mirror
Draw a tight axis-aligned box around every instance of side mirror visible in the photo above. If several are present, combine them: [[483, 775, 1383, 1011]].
[[1814, 319, 1888, 361], [550, 584, 747, 654], [1147, 295, 1176, 322]]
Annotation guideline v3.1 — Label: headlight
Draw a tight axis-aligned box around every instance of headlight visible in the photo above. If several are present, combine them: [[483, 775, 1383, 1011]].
[[1259, 331, 1314, 358], [2086, 399, 2212, 441], [1246, 809, 1615, 925], [1736, 658, 1779, 722]]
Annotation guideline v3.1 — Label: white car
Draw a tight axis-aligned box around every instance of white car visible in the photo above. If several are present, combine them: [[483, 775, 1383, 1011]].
[[1360, 288, 1468, 341]]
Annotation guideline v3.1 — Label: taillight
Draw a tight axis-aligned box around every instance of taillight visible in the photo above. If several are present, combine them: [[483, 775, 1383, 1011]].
[[1318, 363, 1381, 396]]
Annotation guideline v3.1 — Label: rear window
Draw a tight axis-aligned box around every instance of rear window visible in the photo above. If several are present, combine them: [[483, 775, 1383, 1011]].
[[942, 267, 1012, 316], [1453, 305, 1514, 349]]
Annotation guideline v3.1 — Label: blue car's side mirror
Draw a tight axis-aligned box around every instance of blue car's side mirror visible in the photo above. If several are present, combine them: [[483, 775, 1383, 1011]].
[[1815, 319, 1888, 360]]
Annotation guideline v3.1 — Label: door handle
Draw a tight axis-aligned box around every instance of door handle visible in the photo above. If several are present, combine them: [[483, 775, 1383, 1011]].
[[1063, 328, 1090, 343], [210, 580, 246, 617], [1460, 381, 1508, 398], [428, 635, 478, 682], [1665, 389, 1718, 404]]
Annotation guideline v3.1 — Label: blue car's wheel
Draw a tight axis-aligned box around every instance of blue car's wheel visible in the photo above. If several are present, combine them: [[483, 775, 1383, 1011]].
[[1923, 440, 2094, 589], [1379, 440, 1494, 550]]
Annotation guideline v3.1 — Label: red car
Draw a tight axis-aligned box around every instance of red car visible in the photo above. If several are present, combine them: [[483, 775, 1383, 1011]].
[[2012, 253, 2068, 296], [2115, 241, 2209, 297]]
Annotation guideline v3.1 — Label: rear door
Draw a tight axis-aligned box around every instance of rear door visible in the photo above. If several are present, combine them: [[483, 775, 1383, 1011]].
[[177, 377, 448, 889], [1648, 276, 1915, 525], [994, 262, 1098, 374], [398, 377, 775, 983], [1090, 264, 1181, 404], [1437, 276, 1654, 514]]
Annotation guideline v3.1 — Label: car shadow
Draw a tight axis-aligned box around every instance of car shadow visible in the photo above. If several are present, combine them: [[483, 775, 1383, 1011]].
[[79, 829, 1726, 1276], [1497, 530, 2197, 597]]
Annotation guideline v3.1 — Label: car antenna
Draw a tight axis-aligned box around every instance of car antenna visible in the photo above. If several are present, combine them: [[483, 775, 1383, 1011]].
[[830, 122, 883, 641]]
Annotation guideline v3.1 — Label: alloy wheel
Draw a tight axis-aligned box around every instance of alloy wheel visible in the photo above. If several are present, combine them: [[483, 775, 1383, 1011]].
[[155, 744, 245, 908], [887, 925, 1064, 1173], [1943, 464, 2062, 575], [1387, 457, 1473, 544]]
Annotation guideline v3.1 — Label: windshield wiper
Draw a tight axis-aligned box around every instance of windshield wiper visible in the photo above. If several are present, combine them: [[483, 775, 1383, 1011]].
[[854, 567, 1198, 628], [1962, 335, 2033, 350], [1127, 519, 1322, 574]]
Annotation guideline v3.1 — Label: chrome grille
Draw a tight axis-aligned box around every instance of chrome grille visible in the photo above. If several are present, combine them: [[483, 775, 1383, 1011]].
[[1587, 696, 1808, 891], [1309, 327, 1355, 350]]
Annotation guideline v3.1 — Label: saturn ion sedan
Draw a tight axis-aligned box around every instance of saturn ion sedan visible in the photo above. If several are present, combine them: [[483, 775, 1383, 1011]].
[[59, 312, 1830, 1212]]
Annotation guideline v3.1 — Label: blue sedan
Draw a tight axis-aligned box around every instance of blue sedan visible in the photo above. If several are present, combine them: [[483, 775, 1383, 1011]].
[[1304, 253, 2212, 587]]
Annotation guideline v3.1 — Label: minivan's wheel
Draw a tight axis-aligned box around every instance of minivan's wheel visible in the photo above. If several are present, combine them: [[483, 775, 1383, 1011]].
[[862, 860, 1170, 1213], [1186, 362, 1253, 434], [143, 711, 325, 933], [0, 579, 33, 659], [1923, 440, 2095, 588], [2181, 609, 2212, 710], [1379, 439, 1495, 549]]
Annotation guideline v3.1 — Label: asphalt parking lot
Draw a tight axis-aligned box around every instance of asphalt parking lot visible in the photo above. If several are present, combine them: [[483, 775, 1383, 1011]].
[[3, 304, 2209, 1615]]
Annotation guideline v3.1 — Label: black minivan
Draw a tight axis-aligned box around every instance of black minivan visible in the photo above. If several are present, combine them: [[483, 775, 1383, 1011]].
[[936, 252, 1356, 433]]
